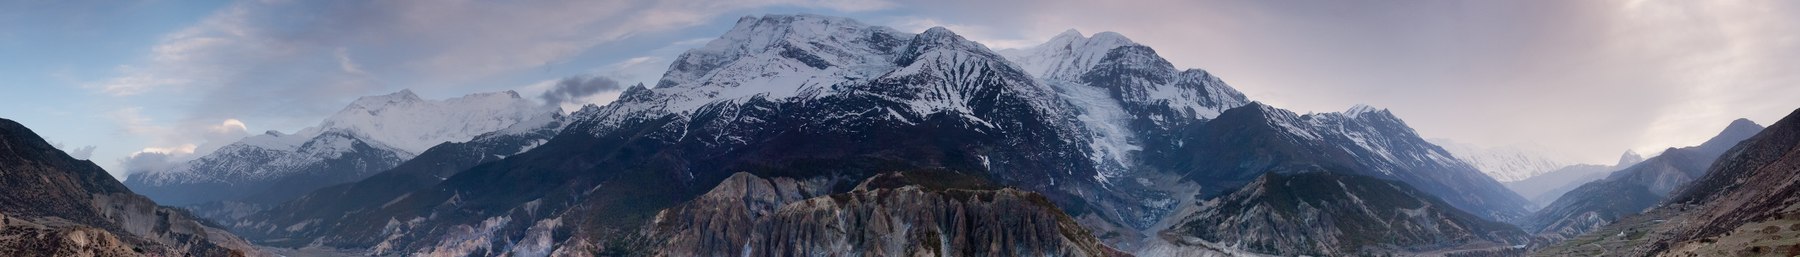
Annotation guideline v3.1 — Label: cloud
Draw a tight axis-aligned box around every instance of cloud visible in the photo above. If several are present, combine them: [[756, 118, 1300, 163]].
[[539, 75, 625, 108], [106, 107, 251, 174], [119, 145, 192, 175], [50, 142, 98, 160], [66, 145, 97, 160]]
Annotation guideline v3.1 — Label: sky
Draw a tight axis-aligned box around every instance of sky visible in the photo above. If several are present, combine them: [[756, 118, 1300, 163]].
[[2, 0, 1797, 180]]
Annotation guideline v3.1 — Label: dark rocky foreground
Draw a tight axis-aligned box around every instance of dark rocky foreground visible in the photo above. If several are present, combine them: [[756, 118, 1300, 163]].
[[0, 118, 263, 257]]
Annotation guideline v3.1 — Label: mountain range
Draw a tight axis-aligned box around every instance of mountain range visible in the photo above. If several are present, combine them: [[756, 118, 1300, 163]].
[[1505, 151, 1643, 208], [1526, 118, 1762, 239], [124, 90, 560, 206], [191, 14, 1532, 256], [1431, 139, 1572, 183], [6, 13, 1792, 257], [1532, 109, 1800, 256]]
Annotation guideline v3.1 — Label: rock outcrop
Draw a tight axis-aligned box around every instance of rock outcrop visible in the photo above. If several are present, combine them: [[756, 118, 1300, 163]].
[[648, 172, 1127, 257], [0, 118, 262, 256]]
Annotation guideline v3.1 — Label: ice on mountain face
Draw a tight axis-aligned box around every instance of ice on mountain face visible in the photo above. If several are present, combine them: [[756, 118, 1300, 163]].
[[1000, 30, 1145, 183], [996, 29, 1252, 183], [1057, 79, 1139, 183]]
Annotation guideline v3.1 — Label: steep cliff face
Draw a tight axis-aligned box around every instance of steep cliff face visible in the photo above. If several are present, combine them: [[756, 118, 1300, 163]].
[[0, 118, 262, 257], [1169, 172, 1530, 256], [646, 172, 833, 257], [645, 172, 1126, 257]]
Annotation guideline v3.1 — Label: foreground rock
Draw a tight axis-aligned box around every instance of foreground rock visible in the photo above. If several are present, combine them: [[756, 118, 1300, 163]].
[[0, 118, 262, 256], [1168, 172, 1531, 256], [641, 172, 1128, 257]]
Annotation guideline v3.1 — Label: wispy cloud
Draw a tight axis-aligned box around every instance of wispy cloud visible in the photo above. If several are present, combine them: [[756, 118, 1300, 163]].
[[50, 142, 98, 160]]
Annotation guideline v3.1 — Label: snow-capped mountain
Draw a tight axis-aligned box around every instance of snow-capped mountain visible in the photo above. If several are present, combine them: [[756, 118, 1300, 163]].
[[233, 14, 1128, 255], [312, 90, 552, 155], [125, 90, 559, 205], [230, 110, 567, 243], [1506, 150, 1643, 208], [224, 14, 1531, 256], [1000, 29, 1138, 81], [1431, 138, 1571, 182]]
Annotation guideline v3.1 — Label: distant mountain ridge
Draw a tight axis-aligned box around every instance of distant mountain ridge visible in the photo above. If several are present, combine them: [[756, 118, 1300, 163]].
[[1431, 139, 1571, 182], [1526, 118, 1763, 238], [125, 90, 559, 205], [1507, 150, 1644, 208], [1532, 110, 1799, 256]]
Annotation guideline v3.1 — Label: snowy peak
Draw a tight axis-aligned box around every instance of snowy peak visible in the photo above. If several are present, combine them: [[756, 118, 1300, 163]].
[[1235, 102, 1405, 129], [1018, 30, 1245, 121], [657, 14, 909, 90], [602, 14, 927, 118], [345, 89, 424, 110], [1235, 101, 1304, 124], [1431, 138, 1571, 182], [896, 26, 1000, 65], [1344, 104, 1385, 117], [1002, 29, 1138, 81], [1617, 150, 1646, 167], [316, 89, 553, 155]]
